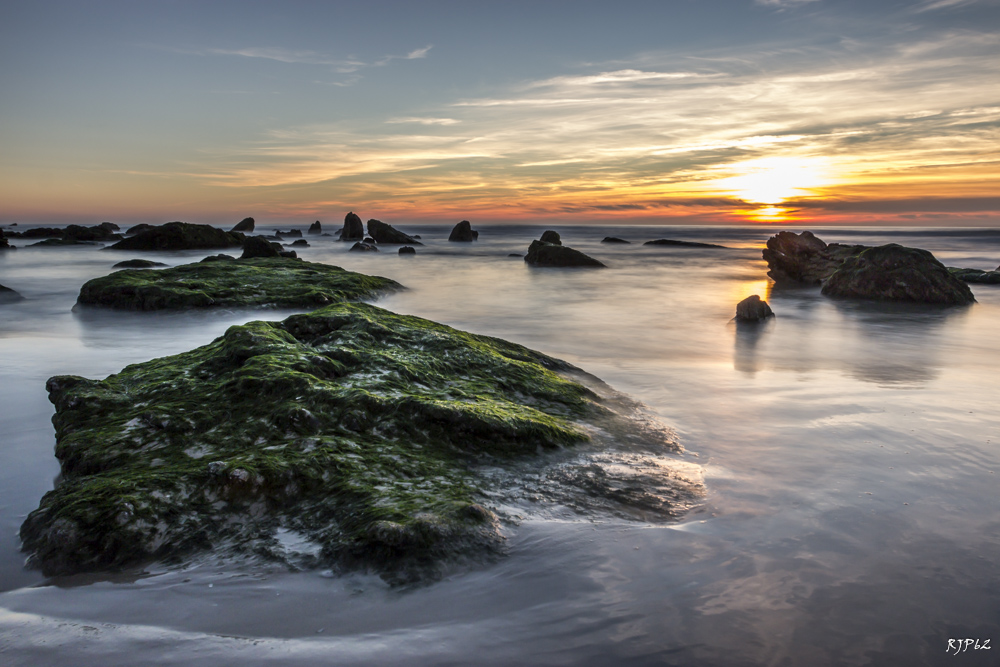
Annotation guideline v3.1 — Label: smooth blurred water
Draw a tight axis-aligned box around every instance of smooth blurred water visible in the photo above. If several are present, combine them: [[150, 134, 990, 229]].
[[1, 224, 998, 666]]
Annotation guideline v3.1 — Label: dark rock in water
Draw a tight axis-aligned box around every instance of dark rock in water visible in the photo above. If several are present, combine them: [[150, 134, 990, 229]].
[[200, 254, 236, 263], [822, 244, 975, 305], [290, 239, 309, 247], [350, 241, 379, 252], [108, 222, 244, 252], [412, 235, 421, 239], [602, 237, 630, 244], [948, 267, 1000, 284], [113, 259, 167, 270], [524, 240, 606, 268], [125, 223, 156, 237], [644, 239, 727, 249], [762, 231, 866, 284], [241, 236, 287, 259], [308, 221, 322, 235], [231, 217, 255, 233], [367, 219, 422, 245], [448, 220, 479, 242], [17, 227, 64, 238], [508, 253, 523, 258], [77, 257, 400, 311], [399, 246, 416, 255], [340, 212, 365, 241], [539, 230, 561, 245], [363, 237, 376, 244], [0, 283, 24, 303], [22, 302, 699, 578], [0, 236, 13, 250], [282, 229, 303, 238], [99, 222, 120, 232], [62, 224, 121, 242], [735, 295, 774, 321], [28, 238, 99, 247]]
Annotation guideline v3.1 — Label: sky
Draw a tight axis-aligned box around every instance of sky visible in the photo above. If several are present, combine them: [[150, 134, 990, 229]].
[[1, 0, 998, 227]]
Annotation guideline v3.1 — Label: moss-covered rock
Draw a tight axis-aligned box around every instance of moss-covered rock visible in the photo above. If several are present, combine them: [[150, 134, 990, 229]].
[[22, 303, 618, 577], [76, 257, 401, 311], [107, 222, 244, 252]]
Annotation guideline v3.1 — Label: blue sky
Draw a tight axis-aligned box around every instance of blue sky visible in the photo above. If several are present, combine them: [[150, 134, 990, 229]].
[[2, 0, 998, 225]]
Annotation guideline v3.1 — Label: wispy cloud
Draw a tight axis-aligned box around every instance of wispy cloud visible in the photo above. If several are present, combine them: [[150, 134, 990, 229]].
[[188, 28, 1000, 222]]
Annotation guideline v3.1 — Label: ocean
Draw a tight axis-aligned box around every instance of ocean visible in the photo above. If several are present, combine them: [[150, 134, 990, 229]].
[[1, 223, 998, 666]]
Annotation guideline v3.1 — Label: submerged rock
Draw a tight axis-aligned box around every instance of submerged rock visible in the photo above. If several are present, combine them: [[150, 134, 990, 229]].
[[539, 230, 561, 245], [231, 217, 255, 233], [367, 219, 422, 245], [0, 283, 24, 303], [290, 239, 310, 247], [112, 259, 167, 270], [23, 303, 699, 579], [644, 239, 727, 249], [448, 220, 478, 242], [339, 212, 365, 241], [399, 246, 416, 255], [76, 257, 400, 310], [108, 222, 244, 252], [822, 244, 975, 305], [949, 267, 1000, 284], [602, 237, 630, 244], [735, 295, 774, 321], [308, 221, 322, 235], [524, 240, 606, 268]]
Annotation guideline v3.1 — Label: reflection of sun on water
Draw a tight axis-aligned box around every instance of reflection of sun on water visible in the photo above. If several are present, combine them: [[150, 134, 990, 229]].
[[729, 279, 773, 308], [719, 157, 829, 222]]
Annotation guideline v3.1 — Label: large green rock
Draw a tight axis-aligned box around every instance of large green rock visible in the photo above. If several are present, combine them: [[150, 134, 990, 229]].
[[21, 303, 636, 578], [76, 257, 401, 310]]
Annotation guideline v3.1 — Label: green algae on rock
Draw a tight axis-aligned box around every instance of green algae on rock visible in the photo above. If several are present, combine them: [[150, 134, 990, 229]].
[[76, 257, 401, 311], [21, 303, 614, 578]]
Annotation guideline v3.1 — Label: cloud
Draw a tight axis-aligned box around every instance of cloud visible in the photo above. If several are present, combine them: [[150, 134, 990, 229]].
[[755, 0, 820, 7], [386, 117, 462, 126], [912, 0, 986, 12]]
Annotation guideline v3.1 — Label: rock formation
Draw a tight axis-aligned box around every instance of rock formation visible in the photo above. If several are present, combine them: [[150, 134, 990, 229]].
[[524, 240, 606, 268], [367, 219, 422, 245], [448, 220, 478, 242]]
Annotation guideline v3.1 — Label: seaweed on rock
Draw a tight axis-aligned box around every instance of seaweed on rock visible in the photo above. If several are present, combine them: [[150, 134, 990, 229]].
[[76, 257, 401, 310], [22, 303, 702, 581]]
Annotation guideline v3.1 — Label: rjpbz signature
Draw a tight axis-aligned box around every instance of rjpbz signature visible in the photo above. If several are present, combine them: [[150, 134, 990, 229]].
[[947, 638, 991, 655]]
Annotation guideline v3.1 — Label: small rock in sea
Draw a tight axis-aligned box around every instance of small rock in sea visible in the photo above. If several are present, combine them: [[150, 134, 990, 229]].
[[283, 229, 303, 238], [448, 220, 479, 242], [0, 236, 14, 251], [399, 246, 416, 255], [0, 283, 25, 303], [350, 241, 379, 252], [643, 239, 726, 248], [539, 230, 561, 245], [508, 253, 523, 258], [367, 219, 422, 245], [602, 237, 630, 244], [363, 237, 376, 244], [113, 259, 168, 270], [308, 221, 322, 235], [821, 243, 976, 305], [339, 212, 365, 241], [200, 254, 236, 263], [241, 236, 285, 259], [290, 239, 309, 247], [109, 222, 243, 252], [231, 217, 255, 233], [735, 295, 774, 321], [524, 240, 605, 268]]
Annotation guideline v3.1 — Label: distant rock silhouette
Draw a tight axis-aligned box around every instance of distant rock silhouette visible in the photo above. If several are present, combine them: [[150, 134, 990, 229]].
[[643, 239, 727, 248], [448, 220, 478, 242], [109, 222, 244, 252], [539, 230, 561, 245], [339, 212, 365, 241], [601, 237, 630, 244], [524, 240, 605, 268], [231, 217, 255, 233], [367, 219, 422, 245], [308, 221, 322, 235]]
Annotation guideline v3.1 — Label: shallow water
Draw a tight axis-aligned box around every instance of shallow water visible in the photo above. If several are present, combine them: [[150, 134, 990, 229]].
[[1, 224, 998, 666]]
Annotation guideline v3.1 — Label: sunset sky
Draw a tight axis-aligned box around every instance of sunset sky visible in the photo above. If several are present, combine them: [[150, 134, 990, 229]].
[[2, 0, 998, 226]]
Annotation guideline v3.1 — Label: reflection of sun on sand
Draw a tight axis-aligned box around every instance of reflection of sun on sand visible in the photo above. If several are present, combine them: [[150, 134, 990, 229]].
[[716, 156, 830, 222]]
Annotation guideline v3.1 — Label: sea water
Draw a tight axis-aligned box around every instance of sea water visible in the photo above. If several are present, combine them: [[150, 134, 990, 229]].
[[0, 224, 998, 666]]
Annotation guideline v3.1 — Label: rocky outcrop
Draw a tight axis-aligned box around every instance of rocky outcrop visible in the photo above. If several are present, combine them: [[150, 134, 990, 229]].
[[62, 224, 121, 242], [602, 237, 630, 244], [339, 212, 365, 241], [28, 238, 99, 247], [108, 222, 244, 252], [367, 219, 422, 245], [77, 257, 400, 311], [448, 220, 478, 242], [241, 235, 297, 259], [0, 283, 24, 303], [644, 239, 727, 249], [735, 295, 774, 321], [539, 230, 561, 245], [281, 229, 303, 238], [822, 244, 975, 305], [1, 236, 14, 250], [524, 240, 606, 268], [761, 231, 867, 284], [231, 217, 255, 233], [112, 259, 167, 269], [22, 302, 700, 579], [949, 267, 1000, 284], [350, 241, 379, 252], [308, 221, 322, 235]]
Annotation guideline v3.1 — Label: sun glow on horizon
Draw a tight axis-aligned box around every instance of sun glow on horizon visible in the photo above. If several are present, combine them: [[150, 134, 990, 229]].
[[720, 157, 831, 206]]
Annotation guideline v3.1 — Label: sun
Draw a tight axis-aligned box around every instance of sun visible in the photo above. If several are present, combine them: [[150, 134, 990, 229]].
[[721, 156, 828, 205]]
